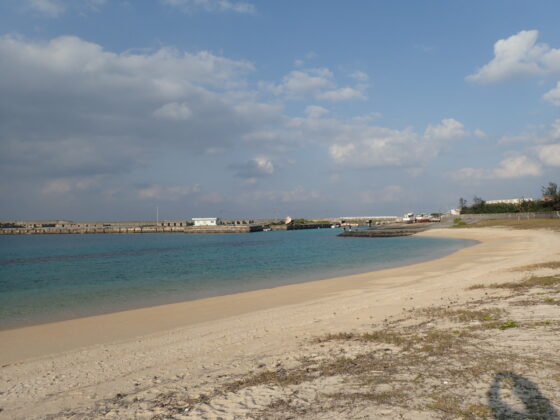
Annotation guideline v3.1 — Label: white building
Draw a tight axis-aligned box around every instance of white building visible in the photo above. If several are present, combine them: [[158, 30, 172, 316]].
[[485, 198, 534, 205], [192, 217, 220, 226]]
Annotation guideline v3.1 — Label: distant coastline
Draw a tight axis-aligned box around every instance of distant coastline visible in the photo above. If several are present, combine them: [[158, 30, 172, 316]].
[[0, 216, 398, 235]]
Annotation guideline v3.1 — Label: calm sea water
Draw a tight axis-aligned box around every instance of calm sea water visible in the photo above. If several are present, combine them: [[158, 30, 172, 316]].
[[0, 229, 475, 329]]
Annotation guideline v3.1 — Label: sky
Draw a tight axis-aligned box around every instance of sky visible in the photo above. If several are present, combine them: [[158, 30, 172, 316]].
[[1, 0, 559, 221]]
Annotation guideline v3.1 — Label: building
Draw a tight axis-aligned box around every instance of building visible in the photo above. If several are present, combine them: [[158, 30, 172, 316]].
[[192, 217, 220, 226], [485, 198, 534, 205]]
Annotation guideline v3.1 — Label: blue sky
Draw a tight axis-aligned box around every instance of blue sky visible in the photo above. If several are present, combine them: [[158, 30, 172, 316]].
[[1, 0, 559, 220]]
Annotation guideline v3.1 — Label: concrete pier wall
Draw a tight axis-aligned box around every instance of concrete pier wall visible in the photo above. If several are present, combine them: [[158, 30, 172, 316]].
[[0, 225, 264, 235], [270, 223, 332, 231]]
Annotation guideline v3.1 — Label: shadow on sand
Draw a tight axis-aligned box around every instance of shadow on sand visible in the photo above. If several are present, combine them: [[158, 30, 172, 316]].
[[487, 372, 559, 419]]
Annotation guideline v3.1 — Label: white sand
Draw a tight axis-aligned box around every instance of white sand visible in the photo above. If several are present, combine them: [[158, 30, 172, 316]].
[[0, 227, 559, 419]]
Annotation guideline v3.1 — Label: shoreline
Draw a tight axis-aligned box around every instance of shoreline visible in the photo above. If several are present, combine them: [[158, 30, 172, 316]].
[[1, 227, 559, 419], [1, 233, 476, 364], [0, 233, 475, 332]]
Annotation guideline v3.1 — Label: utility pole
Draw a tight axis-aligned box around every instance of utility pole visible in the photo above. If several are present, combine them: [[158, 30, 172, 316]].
[[156, 206, 159, 225]]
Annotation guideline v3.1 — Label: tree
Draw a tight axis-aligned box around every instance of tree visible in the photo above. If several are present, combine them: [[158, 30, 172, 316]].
[[472, 196, 485, 207], [542, 182, 558, 199], [458, 197, 467, 209]]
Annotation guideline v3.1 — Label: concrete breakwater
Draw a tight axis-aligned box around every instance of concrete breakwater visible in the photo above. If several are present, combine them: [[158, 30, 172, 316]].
[[338, 223, 433, 238], [0, 225, 263, 235], [270, 223, 332, 231], [0, 222, 334, 235]]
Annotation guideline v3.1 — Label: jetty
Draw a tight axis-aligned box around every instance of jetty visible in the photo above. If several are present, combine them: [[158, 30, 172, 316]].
[[338, 223, 436, 238], [0, 219, 333, 235]]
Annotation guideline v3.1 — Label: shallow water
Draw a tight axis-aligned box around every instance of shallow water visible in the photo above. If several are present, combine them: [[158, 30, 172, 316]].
[[0, 229, 476, 329]]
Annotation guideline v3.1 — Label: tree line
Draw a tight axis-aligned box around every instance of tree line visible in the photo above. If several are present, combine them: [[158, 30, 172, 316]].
[[459, 182, 560, 214]]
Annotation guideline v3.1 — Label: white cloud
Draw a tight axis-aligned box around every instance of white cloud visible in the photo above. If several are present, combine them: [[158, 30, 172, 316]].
[[0, 33, 313, 213], [137, 184, 200, 200], [233, 101, 283, 122], [498, 134, 536, 144], [497, 119, 560, 145], [536, 143, 560, 166], [281, 68, 334, 97], [262, 68, 367, 102], [26, 0, 65, 17], [329, 143, 356, 162], [543, 81, 560, 106], [24, 0, 107, 17], [350, 71, 369, 82], [329, 126, 424, 168], [317, 87, 366, 102], [454, 154, 543, 181], [467, 30, 560, 83], [494, 155, 542, 178], [0, 34, 263, 179], [293, 59, 304, 68], [305, 105, 329, 118], [41, 175, 106, 195], [289, 117, 467, 169], [153, 102, 193, 120], [451, 167, 491, 182], [474, 129, 487, 138], [550, 119, 560, 140], [161, 0, 255, 14], [242, 131, 280, 142], [424, 118, 467, 141], [232, 157, 274, 179], [352, 112, 382, 124], [0, 34, 254, 90]]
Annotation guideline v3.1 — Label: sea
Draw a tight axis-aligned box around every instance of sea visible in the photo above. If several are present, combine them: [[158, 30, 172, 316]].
[[0, 229, 476, 329]]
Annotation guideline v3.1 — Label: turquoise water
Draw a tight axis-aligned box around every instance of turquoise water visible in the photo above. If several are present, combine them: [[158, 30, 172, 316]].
[[0, 229, 475, 329]]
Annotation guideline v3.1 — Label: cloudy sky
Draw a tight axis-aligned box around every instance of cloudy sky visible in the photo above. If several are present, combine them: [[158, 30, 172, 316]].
[[1, 0, 559, 221]]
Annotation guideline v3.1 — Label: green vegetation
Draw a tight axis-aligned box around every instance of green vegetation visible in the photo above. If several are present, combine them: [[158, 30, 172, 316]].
[[512, 261, 560, 271], [290, 218, 331, 225], [460, 199, 550, 214], [290, 218, 311, 224], [417, 307, 505, 323], [452, 217, 466, 227], [468, 274, 560, 290], [544, 297, 560, 305], [458, 181, 560, 214], [497, 321, 519, 330], [0, 223, 23, 229]]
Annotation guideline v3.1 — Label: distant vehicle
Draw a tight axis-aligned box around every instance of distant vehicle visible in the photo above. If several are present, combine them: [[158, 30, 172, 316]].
[[403, 213, 414, 223], [415, 214, 431, 223]]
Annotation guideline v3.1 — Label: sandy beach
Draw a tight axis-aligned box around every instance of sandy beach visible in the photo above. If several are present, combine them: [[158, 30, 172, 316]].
[[1, 227, 559, 419]]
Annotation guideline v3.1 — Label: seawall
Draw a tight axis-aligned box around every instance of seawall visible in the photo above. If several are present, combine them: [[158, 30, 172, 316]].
[[0, 225, 264, 235]]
